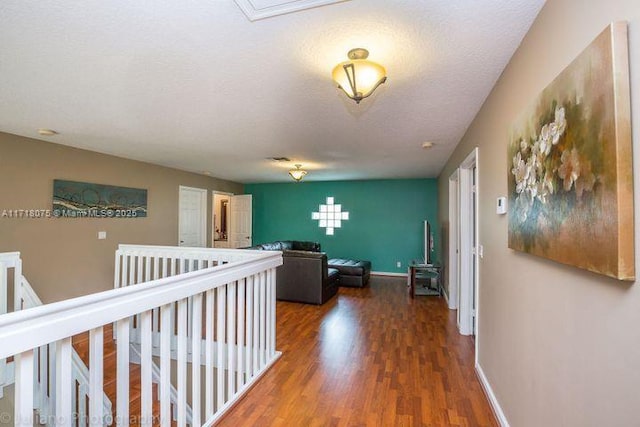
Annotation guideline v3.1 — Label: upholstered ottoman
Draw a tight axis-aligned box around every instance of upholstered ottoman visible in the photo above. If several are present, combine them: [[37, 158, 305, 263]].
[[328, 259, 371, 288]]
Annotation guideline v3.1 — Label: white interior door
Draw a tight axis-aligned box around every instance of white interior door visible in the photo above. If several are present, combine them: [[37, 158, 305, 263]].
[[228, 194, 252, 248], [178, 186, 207, 247]]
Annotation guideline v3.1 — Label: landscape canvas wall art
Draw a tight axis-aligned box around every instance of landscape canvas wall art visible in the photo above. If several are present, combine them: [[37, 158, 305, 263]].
[[53, 180, 147, 218], [507, 22, 634, 280]]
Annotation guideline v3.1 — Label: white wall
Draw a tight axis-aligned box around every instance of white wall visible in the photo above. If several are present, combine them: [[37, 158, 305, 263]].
[[438, 0, 640, 425]]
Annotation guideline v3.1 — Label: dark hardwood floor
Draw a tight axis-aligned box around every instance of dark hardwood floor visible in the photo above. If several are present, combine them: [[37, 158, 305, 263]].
[[219, 275, 497, 426]]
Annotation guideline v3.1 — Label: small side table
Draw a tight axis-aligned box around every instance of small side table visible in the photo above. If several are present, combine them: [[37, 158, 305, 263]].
[[408, 262, 442, 298]]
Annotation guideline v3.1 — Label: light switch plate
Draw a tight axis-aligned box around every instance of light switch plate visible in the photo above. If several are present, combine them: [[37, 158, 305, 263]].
[[98, 231, 107, 240]]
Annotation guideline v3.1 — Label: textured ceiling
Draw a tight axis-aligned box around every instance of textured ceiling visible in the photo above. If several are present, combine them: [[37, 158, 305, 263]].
[[0, 0, 545, 183]]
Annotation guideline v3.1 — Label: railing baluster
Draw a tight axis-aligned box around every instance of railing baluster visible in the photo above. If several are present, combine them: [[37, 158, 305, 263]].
[[38, 344, 48, 422], [79, 384, 88, 427], [14, 258, 22, 311], [237, 278, 245, 388], [144, 255, 151, 283], [227, 281, 236, 397], [260, 272, 266, 368], [205, 289, 214, 418], [177, 298, 188, 426], [246, 275, 254, 379], [0, 261, 7, 315], [89, 327, 104, 426], [134, 254, 144, 351], [160, 304, 171, 427], [151, 257, 161, 350], [32, 346, 40, 420], [71, 378, 78, 425], [116, 317, 130, 426], [48, 342, 56, 422], [128, 254, 135, 286], [141, 311, 153, 426], [253, 274, 260, 375], [182, 261, 192, 346], [55, 337, 72, 427], [136, 252, 143, 284], [216, 286, 226, 410], [15, 350, 34, 426], [191, 293, 203, 427], [114, 251, 121, 289], [162, 256, 169, 278], [265, 271, 271, 363], [121, 253, 128, 285], [270, 268, 277, 357], [153, 255, 160, 280]]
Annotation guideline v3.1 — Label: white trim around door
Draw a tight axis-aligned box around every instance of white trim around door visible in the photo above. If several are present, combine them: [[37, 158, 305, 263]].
[[448, 168, 460, 310], [458, 148, 479, 340]]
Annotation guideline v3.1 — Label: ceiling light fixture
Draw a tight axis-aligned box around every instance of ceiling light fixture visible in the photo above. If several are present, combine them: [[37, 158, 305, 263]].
[[422, 142, 434, 149], [332, 48, 387, 104], [288, 164, 307, 182], [38, 129, 58, 136]]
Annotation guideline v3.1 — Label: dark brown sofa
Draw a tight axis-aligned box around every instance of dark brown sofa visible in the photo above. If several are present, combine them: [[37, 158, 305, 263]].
[[246, 241, 339, 305]]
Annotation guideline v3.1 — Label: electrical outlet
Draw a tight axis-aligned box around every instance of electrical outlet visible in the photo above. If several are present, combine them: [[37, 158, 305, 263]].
[[98, 231, 107, 240], [396, 261, 401, 268]]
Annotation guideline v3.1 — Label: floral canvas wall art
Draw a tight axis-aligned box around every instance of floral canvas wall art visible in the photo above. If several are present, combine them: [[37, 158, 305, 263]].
[[508, 22, 634, 280]]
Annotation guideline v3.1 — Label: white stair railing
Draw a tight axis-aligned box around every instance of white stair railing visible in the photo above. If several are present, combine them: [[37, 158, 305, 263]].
[[114, 245, 272, 423], [19, 276, 113, 425], [0, 253, 112, 425], [114, 244, 273, 357], [0, 246, 282, 426], [0, 252, 21, 399]]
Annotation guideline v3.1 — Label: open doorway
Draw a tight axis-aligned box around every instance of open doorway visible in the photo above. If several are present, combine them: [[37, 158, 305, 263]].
[[213, 192, 253, 248], [213, 192, 232, 248]]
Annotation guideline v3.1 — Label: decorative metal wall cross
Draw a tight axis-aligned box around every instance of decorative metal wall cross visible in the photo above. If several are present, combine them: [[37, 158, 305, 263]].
[[311, 197, 350, 235]]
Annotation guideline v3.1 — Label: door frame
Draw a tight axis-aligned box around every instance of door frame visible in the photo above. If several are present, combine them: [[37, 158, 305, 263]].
[[448, 169, 460, 310], [458, 148, 479, 340], [212, 191, 234, 247], [178, 186, 208, 247]]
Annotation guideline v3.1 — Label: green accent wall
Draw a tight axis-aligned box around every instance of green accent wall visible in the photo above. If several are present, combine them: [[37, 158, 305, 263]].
[[245, 179, 439, 273]]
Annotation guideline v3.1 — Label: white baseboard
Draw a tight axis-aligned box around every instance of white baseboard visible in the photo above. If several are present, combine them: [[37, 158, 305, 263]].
[[475, 363, 509, 427], [442, 287, 450, 305], [371, 271, 408, 277]]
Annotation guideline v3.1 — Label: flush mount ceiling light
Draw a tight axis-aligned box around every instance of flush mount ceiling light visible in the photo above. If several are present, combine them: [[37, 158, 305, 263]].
[[37, 129, 58, 136], [332, 48, 387, 104], [288, 164, 308, 182]]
